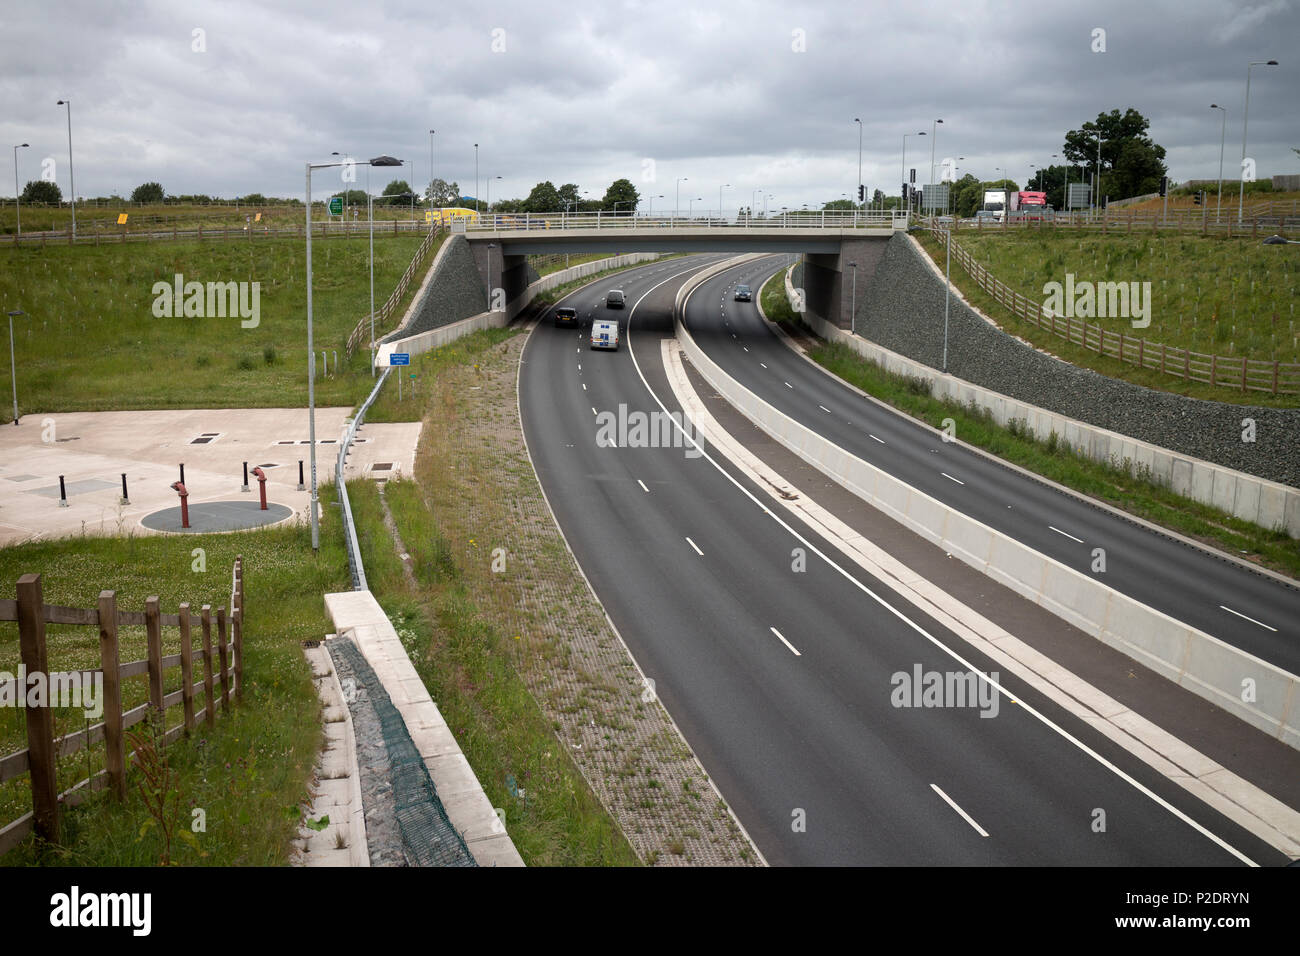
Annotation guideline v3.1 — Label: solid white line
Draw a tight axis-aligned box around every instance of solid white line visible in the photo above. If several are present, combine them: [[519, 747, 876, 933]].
[[1219, 605, 1278, 632], [818, 405, 831, 413], [869, 434, 885, 444], [941, 472, 964, 485], [784, 381, 793, 388], [769, 627, 801, 656], [930, 784, 989, 837], [1049, 525, 1084, 544], [637, 479, 649, 493], [686, 536, 703, 556]]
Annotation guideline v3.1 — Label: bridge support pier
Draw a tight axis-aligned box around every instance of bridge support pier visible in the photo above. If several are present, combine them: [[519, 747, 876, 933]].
[[799, 237, 889, 330]]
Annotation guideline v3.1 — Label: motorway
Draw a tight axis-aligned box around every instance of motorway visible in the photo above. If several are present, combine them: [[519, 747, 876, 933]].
[[681, 256, 1300, 676], [518, 254, 1290, 865]]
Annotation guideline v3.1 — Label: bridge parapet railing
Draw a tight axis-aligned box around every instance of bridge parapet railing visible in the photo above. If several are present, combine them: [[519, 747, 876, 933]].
[[464, 210, 907, 232]]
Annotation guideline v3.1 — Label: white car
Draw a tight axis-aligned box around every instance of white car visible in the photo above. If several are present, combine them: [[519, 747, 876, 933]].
[[590, 319, 620, 351]]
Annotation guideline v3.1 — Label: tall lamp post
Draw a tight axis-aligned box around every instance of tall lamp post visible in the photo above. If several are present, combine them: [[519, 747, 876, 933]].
[[1209, 104, 1227, 223], [647, 194, 664, 216], [854, 117, 863, 209], [1238, 59, 1278, 224], [928, 118, 943, 212], [486, 174, 501, 222], [675, 177, 688, 219], [719, 183, 729, 221], [305, 154, 402, 552], [428, 129, 435, 208], [474, 143, 479, 216], [366, 157, 408, 376], [55, 99, 75, 239], [7, 309, 23, 425], [12, 143, 28, 237]]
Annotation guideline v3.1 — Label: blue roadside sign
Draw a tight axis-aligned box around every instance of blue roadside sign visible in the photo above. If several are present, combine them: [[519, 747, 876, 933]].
[[390, 353, 410, 366]]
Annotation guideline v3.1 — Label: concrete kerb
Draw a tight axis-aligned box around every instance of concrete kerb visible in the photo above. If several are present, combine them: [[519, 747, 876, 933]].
[[681, 262, 1300, 749], [812, 243, 1300, 538]]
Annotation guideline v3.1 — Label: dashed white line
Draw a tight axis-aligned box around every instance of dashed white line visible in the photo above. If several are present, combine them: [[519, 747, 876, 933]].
[[761, 363, 768, 369], [582, 383, 587, 390], [686, 537, 703, 556], [1049, 526, 1084, 544], [591, 407, 597, 415], [769, 627, 801, 656], [818, 405, 831, 413], [784, 381, 793, 389], [637, 479, 649, 493], [941, 472, 965, 485], [1219, 605, 1278, 632], [869, 434, 885, 444], [930, 784, 988, 837], [743, 346, 749, 352]]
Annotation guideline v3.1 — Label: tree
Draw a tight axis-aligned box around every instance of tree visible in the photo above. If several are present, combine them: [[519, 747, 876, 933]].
[[556, 183, 582, 210], [493, 197, 525, 213], [601, 178, 640, 213], [238, 193, 267, 205], [425, 178, 460, 207], [1062, 108, 1167, 202], [130, 182, 165, 204], [382, 179, 414, 199], [950, 174, 984, 218], [21, 180, 61, 204], [822, 198, 857, 211], [523, 181, 562, 213]]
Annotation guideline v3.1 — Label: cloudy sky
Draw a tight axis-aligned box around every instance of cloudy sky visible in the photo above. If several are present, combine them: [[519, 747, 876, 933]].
[[2, 0, 1296, 212]]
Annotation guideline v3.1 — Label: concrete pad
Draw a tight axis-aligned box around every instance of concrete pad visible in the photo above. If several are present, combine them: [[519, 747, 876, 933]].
[[0, 408, 420, 546]]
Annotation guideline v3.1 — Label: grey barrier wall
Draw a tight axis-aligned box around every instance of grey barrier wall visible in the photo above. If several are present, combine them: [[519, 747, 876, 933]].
[[380, 235, 491, 344], [674, 258, 1299, 749]]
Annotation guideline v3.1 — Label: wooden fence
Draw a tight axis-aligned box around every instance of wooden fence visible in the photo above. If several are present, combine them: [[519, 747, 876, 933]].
[[945, 207, 1298, 236], [930, 227, 1300, 395], [0, 557, 244, 853], [6, 218, 430, 248], [344, 223, 445, 358]]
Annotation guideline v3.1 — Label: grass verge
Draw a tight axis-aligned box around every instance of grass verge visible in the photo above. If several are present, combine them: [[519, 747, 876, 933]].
[[0, 509, 348, 865]]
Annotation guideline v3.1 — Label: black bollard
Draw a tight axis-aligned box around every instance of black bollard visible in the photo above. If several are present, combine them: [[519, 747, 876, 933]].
[[120, 472, 129, 505], [297, 459, 305, 491], [241, 461, 250, 493], [179, 462, 185, 485], [58, 474, 68, 508]]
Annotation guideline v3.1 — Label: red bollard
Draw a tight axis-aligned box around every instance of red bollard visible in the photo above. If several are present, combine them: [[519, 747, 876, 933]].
[[251, 467, 268, 511], [170, 481, 190, 528]]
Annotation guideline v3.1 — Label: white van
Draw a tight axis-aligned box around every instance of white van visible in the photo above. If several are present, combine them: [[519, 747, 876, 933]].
[[590, 319, 620, 351]]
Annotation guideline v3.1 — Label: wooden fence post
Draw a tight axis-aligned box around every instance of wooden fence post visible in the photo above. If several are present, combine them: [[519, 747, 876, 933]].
[[179, 602, 195, 733], [217, 607, 231, 714], [1210, 353, 1218, 386], [201, 605, 215, 728], [17, 574, 58, 844], [145, 596, 164, 721], [97, 589, 126, 800]]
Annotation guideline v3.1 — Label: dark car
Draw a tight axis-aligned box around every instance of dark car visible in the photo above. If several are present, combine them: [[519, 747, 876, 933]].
[[734, 284, 752, 302], [554, 307, 579, 327], [606, 290, 625, 308]]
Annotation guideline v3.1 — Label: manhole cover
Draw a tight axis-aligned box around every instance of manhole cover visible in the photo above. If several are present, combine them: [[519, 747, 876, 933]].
[[140, 500, 293, 533], [372, 462, 393, 471]]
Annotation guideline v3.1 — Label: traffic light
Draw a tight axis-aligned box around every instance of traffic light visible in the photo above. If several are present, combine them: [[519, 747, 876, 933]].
[[1193, 191, 1202, 206], [1159, 176, 1168, 198], [858, 184, 866, 202], [902, 183, 909, 202]]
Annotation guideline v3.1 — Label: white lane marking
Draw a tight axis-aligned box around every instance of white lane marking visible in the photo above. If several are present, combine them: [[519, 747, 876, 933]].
[[769, 627, 801, 656], [784, 381, 793, 388], [1049, 525, 1084, 544], [761, 363, 768, 369], [578, 364, 581, 370], [637, 479, 649, 493], [743, 346, 749, 352], [818, 405, 831, 413], [582, 383, 587, 390], [591, 406, 597, 415], [869, 434, 885, 444], [631, 296, 1260, 867], [930, 784, 989, 838], [1219, 605, 1278, 632], [941, 472, 965, 485], [686, 536, 703, 556]]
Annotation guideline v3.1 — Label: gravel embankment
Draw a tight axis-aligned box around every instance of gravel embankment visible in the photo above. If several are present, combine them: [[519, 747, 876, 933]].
[[842, 233, 1300, 488]]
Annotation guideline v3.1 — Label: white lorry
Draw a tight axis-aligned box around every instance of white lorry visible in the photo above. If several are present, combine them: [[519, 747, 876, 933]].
[[982, 189, 1018, 222]]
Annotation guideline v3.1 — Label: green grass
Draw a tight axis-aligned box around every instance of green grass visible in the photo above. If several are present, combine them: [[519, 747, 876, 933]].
[[363, 327, 521, 424], [913, 229, 1300, 408], [1, 200, 430, 236], [347, 478, 641, 866], [760, 269, 797, 322], [0, 508, 349, 865], [807, 337, 1300, 578], [0, 233, 432, 413], [528, 253, 611, 277]]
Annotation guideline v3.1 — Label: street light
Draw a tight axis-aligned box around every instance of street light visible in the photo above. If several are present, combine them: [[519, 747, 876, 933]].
[[55, 99, 75, 239], [675, 177, 688, 219], [486, 174, 502, 220], [1209, 104, 1227, 223], [474, 143, 479, 216], [928, 118, 943, 205], [647, 194, 664, 217], [366, 157, 408, 376], [902, 131, 924, 216], [719, 183, 730, 221], [1238, 59, 1277, 223], [12, 144, 28, 237], [304, 153, 402, 552], [751, 186, 761, 217], [854, 118, 863, 209], [765, 193, 773, 218], [7, 309, 23, 425], [688, 196, 701, 217], [428, 129, 435, 208]]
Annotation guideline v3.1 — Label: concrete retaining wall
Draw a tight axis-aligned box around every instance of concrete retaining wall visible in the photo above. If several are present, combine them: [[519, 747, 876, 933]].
[[677, 261, 1299, 749], [787, 265, 1300, 538]]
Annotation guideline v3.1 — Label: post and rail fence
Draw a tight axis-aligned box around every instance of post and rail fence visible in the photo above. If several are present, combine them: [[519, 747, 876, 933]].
[[344, 222, 444, 359], [928, 225, 1300, 395], [0, 557, 245, 853]]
